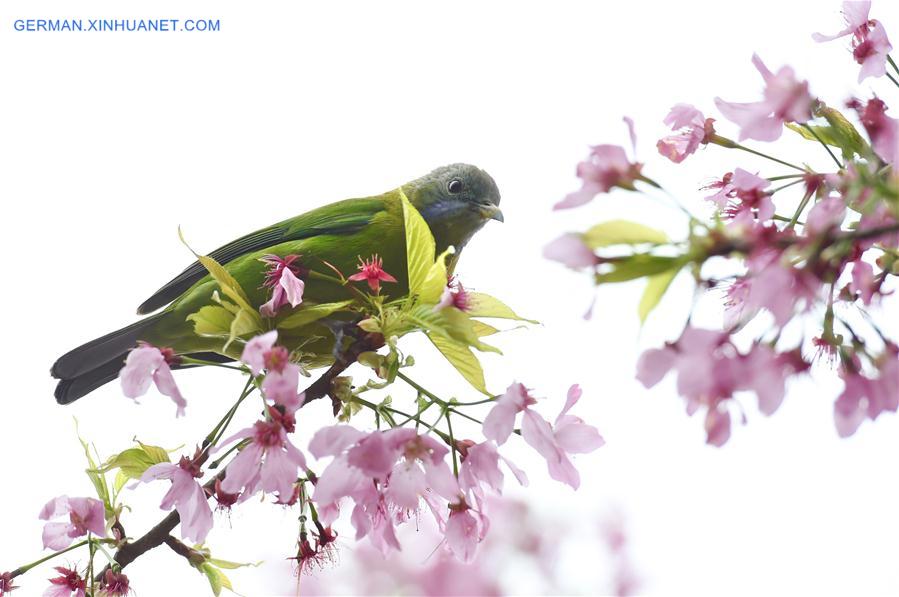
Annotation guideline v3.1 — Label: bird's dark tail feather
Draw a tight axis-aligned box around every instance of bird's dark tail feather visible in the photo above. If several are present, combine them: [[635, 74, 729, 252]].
[[54, 344, 234, 405], [52, 315, 166, 405], [52, 315, 165, 381]]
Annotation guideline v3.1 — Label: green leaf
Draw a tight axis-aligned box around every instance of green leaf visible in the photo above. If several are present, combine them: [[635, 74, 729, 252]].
[[200, 563, 233, 597], [471, 320, 499, 337], [187, 305, 235, 338], [98, 441, 171, 481], [226, 308, 259, 350], [207, 557, 261, 570], [466, 292, 537, 323], [582, 220, 668, 249], [400, 189, 436, 297], [277, 300, 355, 329], [595, 255, 681, 284], [428, 333, 490, 395], [407, 305, 500, 354], [638, 266, 681, 323], [179, 228, 261, 325], [786, 106, 868, 161], [419, 246, 455, 304], [75, 419, 112, 514]]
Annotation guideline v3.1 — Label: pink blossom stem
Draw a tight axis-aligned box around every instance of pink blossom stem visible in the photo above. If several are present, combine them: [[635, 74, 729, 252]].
[[10, 538, 92, 577], [888, 55, 899, 77], [710, 134, 806, 172], [203, 377, 255, 448]]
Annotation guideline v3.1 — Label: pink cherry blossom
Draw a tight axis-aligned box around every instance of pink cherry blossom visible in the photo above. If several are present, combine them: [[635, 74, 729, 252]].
[[444, 505, 482, 563], [704, 169, 775, 222], [850, 259, 877, 305], [483, 384, 603, 488], [0, 573, 16, 596], [555, 118, 643, 209], [309, 426, 463, 554], [742, 260, 819, 327], [851, 97, 899, 166], [637, 327, 808, 445], [45, 566, 86, 597], [348, 254, 398, 293], [98, 570, 129, 597], [218, 406, 308, 501], [434, 278, 472, 312], [814, 1, 892, 82], [118, 344, 187, 416], [39, 496, 106, 550], [657, 104, 715, 163], [543, 233, 598, 269], [259, 254, 306, 318], [240, 331, 304, 411], [715, 54, 813, 142], [140, 456, 213, 544], [520, 385, 605, 489], [834, 347, 899, 437], [240, 330, 278, 375], [805, 195, 847, 235], [482, 383, 537, 445], [458, 441, 528, 506]]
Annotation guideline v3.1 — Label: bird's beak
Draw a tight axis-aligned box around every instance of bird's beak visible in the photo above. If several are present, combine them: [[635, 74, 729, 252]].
[[480, 204, 504, 223]]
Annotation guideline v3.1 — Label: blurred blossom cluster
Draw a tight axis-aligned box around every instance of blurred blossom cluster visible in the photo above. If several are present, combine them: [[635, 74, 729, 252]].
[[546, 0, 899, 446]]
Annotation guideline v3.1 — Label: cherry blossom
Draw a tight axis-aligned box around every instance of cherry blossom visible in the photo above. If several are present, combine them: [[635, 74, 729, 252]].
[[240, 331, 304, 411], [0, 573, 16, 596], [444, 503, 482, 563], [543, 233, 598, 269], [657, 104, 715, 163], [140, 456, 213, 544], [309, 426, 463, 555], [434, 278, 472, 312], [637, 327, 808, 445], [118, 344, 187, 416], [45, 567, 86, 597], [348, 254, 398, 293], [715, 54, 813, 141], [38, 496, 106, 550], [218, 406, 308, 501], [833, 347, 899, 437], [259, 254, 306, 318], [555, 118, 643, 209], [98, 570, 130, 596], [850, 97, 899, 166], [814, 1, 892, 82], [483, 383, 603, 488]]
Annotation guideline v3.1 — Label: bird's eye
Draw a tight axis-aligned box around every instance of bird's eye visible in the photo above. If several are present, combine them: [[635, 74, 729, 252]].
[[447, 179, 464, 194]]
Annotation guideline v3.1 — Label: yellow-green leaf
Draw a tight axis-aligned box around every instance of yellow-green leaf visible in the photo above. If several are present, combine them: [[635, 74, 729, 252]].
[[471, 320, 499, 337], [97, 442, 171, 481], [582, 220, 668, 249], [428, 333, 489, 395], [400, 189, 436, 297], [419, 246, 455, 304], [226, 308, 260, 350], [466, 292, 537, 323], [187, 305, 234, 338], [278, 300, 355, 329], [638, 266, 680, 323], [201, 564, 233, 597], [595, 255, 681, 284]]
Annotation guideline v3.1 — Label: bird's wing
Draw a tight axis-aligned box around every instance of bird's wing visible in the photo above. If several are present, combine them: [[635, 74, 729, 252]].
[[137, 197, 386, 314]]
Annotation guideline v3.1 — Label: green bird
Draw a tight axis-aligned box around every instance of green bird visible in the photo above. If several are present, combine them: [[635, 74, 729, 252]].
[[52, 164, 503, 405]]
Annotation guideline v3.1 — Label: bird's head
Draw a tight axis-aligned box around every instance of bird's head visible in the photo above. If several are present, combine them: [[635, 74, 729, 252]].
[[402, 163, 503, 253]]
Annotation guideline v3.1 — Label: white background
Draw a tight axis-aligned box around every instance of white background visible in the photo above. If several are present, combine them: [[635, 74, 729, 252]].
[[2, 1, 899, 595]]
